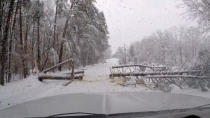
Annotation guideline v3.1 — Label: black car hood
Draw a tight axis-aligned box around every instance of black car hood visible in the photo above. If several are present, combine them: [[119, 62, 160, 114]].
[[0, 92, 210, 118]]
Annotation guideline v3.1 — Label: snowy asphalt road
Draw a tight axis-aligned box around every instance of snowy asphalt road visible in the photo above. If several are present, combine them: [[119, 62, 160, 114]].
[[0, 58, 210, 110]]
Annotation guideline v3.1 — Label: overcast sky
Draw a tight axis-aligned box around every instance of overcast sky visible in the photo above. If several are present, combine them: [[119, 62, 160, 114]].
[[95, 0, 195, 52]]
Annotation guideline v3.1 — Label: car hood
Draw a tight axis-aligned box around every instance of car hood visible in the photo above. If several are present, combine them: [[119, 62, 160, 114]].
[[0, 92, 210, 118]]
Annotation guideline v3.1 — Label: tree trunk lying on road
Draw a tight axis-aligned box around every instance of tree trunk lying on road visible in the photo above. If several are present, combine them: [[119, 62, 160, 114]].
[[112, 64, 167, 70], [38, 74, 83, 81], [38, 70, 84, 82], [110, 71, 201, 78]]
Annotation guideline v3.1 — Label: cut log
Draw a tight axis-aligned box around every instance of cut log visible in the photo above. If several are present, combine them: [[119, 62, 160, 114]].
[[38, 75, 83, 81], [42, 58, 73, 73]]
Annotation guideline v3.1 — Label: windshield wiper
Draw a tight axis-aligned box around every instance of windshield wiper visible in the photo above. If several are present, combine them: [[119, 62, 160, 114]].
[[46, 112, 107, 118]]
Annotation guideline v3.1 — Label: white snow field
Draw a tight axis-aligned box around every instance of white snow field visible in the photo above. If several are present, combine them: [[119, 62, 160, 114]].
[[0, 58, 210, 110]]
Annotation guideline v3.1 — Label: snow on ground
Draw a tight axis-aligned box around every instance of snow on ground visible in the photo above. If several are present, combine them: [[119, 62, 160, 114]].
[[0, 58, 210, 110]]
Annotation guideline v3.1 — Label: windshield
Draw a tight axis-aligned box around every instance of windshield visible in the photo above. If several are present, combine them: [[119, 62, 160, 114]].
[[0, 0, 210, 118]]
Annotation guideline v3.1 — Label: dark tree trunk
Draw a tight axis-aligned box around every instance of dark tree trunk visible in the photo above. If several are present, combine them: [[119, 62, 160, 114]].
[[23, 20, 29, 77], [37, 17, 41, 71], [0, 0, 15, 85], [31, 23, 35, 70], [19, 0, 28, 78], [12, 1, 19, 31], [179, 46, 183, 68], [58, 42, 64, 71], [8, 39, 12, 82], [41, 38, 51, 71], [0, 0, 4, 40], [24, 21, 28, 52], [58, 18, 69, 71], [53, 1, 58, 48], [8, 0, 19, 82]]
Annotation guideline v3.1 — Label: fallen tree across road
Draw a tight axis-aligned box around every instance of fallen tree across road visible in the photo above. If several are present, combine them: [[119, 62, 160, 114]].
[[38, 73, 84, 82], [109, 71, 201, 78]]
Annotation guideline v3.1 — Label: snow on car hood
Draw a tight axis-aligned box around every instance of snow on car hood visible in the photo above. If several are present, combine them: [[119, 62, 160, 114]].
[[0, 92, 210, 118]]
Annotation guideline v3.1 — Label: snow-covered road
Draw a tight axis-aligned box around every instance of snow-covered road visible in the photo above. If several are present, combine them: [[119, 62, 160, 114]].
[[0, 58, 210, 110]]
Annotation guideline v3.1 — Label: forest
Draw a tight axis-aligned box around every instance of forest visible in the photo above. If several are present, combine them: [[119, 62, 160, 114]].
[[0, 0, 109, 85]]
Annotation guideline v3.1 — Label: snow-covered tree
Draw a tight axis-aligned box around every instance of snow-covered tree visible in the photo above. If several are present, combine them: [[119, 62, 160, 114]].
[[0, 0, 109, 85], [118, 26, 204, 69]]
